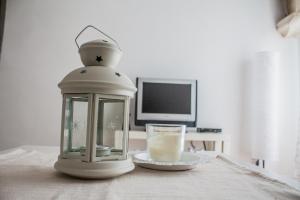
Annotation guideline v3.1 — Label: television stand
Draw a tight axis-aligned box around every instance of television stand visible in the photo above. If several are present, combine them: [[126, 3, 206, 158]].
[[114, 130, 230, 154]]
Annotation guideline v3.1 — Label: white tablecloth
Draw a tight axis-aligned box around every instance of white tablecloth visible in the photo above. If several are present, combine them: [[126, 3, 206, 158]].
[[0, 146, 300, 200]]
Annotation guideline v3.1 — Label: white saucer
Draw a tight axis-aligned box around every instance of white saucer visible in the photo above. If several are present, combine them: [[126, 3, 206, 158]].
[[133, 152, 210, 171]]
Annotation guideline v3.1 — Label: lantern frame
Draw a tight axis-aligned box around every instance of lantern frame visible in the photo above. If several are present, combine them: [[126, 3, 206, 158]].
[[60, 93, 130, 162]]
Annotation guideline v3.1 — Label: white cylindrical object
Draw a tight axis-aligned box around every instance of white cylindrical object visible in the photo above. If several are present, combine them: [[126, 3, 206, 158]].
[[250, 51, 279, 161], [295, 135, 300, 178], [146, 124, 185, 162]]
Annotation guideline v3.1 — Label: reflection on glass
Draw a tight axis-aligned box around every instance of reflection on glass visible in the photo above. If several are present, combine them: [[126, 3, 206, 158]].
[[96, 98, 124, 160], [63, 96, 88, 156]]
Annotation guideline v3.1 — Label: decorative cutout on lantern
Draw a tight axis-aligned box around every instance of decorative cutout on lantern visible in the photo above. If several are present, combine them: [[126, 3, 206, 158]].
[[54, 25, 137, 179], [96, 56, 103, 62]]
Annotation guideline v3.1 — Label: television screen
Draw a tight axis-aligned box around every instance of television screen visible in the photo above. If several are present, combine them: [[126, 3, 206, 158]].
[[142, 83, 192, 114]]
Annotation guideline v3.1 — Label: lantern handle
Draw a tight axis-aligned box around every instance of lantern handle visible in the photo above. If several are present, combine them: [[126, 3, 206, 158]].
[[75, 25, 121, 50]]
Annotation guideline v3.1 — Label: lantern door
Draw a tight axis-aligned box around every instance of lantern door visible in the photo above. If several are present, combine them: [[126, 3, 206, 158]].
[[60, 94, 92, 162], [91, 94, 129, 161]]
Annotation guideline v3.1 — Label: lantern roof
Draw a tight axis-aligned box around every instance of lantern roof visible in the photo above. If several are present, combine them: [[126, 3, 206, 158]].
[[80, 39, 118, 49], [58, 66, 136, 97]]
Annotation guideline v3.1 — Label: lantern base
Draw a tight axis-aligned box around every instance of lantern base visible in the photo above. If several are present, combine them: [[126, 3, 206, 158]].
[[54, 157, 135, 179]]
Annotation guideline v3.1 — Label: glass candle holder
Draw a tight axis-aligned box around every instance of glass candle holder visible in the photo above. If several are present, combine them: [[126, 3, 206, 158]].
[[146, 124, 186, 162]]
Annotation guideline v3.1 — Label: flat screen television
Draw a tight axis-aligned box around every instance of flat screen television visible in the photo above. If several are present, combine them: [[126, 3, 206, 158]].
[[135, 77, 197, 127]]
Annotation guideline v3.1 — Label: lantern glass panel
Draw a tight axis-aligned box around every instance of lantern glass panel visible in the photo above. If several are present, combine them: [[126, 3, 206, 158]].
[[96, 97, 125, 159], [63, 96, 89, 157]]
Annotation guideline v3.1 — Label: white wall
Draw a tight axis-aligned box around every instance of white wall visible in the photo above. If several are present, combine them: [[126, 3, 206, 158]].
[[0, 0, 299, 177]]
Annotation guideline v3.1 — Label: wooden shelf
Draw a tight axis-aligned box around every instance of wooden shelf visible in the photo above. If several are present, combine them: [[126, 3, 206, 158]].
[[128, 130, 228, 141]]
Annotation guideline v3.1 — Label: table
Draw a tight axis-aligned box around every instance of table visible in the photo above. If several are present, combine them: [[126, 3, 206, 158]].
[[0, 145, 299, 200]]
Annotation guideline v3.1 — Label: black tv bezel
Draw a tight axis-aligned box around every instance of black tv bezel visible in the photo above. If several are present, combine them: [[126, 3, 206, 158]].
[[134, 78, 197, 127]]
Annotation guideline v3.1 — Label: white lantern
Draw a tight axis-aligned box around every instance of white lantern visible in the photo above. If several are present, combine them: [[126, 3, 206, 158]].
[[54, 25, 137, 179]]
